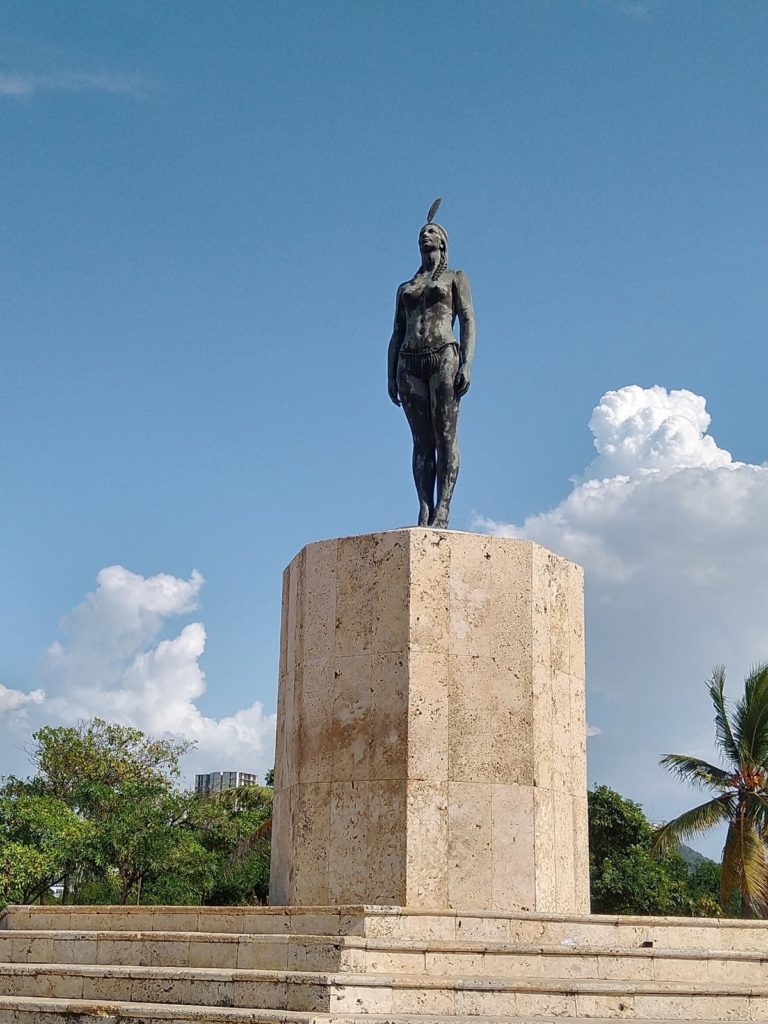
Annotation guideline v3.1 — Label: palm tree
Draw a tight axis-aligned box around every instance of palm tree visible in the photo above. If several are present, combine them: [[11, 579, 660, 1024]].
[[653, 665, 768, 917]]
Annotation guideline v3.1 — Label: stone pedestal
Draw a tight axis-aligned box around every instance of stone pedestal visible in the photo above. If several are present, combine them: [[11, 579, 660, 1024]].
[[269, 529, 588, 913]]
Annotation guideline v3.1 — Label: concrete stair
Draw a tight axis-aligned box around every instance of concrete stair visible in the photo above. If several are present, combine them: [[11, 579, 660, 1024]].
[[2, 905, 768, 1022]]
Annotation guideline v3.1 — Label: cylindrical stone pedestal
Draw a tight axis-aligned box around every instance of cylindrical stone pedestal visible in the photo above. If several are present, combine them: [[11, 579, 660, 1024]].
[[269, 529, 589, 913]]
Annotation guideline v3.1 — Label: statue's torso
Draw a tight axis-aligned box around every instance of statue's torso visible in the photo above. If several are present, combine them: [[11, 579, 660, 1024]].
[[399, 270, 458, 353]]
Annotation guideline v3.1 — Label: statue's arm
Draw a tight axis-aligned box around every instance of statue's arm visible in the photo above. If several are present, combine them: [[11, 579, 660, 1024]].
[[387, 284, 406, 406], [453, 271, 476, 397]]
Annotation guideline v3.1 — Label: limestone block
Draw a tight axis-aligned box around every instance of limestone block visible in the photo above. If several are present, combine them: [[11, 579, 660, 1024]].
[[447, 781, 493, 908], [491, 783, 535, 910], [269, 529, 588, 912], [406, 780, 449, 907]]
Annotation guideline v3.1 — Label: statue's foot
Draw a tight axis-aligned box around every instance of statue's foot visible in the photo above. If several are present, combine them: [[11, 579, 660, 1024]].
[[429, 508, 449, 529], [418, 502, 432, 527]]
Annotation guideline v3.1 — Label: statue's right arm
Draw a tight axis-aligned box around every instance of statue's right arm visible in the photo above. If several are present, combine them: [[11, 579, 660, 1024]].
[[387, 284, 406, 407]]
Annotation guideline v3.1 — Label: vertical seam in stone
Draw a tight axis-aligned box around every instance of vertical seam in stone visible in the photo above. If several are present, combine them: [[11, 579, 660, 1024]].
[[404, 529, 413, 904], [530, 541, 537, 908], [328, 538, 339, 905]]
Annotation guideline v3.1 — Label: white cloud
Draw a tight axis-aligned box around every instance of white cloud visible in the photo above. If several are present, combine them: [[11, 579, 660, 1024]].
[[0, 73, 34, 96], [0, 683, 44, 713], [1, 567, 275, 786], [0, 70, 145, 99], [584, 385, 732, 480], [477, 385, 768, 854]]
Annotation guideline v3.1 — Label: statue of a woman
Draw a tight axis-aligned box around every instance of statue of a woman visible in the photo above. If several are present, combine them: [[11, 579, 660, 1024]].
[[387, 199, 476, 528]]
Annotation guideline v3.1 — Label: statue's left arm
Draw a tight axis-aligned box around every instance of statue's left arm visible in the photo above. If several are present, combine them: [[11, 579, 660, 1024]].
[[453, 270, 476, 398]]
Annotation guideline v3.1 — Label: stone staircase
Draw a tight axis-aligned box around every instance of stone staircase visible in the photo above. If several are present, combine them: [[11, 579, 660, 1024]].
[[1, 904, 767, 1022]]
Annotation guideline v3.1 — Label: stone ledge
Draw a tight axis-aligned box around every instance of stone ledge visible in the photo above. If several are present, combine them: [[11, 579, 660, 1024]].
[[7, 996, 730, 1024], [11, 926, 768, 954], [6, 904, 768, 947], [3, 961, 768, 996], [0, 988, 766, 1022]]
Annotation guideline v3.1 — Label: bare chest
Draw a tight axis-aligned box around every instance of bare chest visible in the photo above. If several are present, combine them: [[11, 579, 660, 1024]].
[[401, 274, 453, 312]]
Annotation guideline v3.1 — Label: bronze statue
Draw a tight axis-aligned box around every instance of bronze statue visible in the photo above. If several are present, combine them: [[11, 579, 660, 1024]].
[[387, 199, 476, 528]]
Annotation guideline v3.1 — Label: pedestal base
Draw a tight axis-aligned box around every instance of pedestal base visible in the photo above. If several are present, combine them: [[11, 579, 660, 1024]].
[[270, 529, 589, 914], [2, 902, 764, 1022]]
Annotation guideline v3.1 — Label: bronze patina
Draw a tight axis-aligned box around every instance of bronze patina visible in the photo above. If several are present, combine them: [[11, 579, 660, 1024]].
[[387, 199, 476, 528]]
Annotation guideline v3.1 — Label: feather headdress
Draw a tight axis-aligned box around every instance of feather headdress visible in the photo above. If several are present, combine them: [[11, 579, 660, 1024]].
[[415, 197, 448, 281], [427, 197, 442, 224], [420, 197, 448, 249]]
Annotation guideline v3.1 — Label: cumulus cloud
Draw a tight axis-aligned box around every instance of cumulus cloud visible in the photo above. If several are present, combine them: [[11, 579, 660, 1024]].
[[1, 567, 275, 785], [584, 386, 732, 479], [0, 70, 146, 98], [0, 683, 44, 713], [477, 385, 768, 854]]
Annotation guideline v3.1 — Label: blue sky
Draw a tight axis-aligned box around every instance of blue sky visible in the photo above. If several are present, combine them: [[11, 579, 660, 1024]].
[[3, 0, 768, 855]]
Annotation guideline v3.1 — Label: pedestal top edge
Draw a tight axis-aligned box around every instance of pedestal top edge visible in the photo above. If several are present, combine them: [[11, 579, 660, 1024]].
[[284, 528, 582, 572]]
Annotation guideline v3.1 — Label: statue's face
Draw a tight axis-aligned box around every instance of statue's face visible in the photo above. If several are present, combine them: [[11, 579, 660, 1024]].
[[419, 224, 443, 254]]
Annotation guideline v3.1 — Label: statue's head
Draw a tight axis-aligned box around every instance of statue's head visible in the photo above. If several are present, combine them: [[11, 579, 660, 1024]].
[[417, 198, 448, 276], [418, 221, 448, 260]]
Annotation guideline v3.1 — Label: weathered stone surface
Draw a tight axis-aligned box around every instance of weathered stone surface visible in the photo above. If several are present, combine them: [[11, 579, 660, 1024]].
[[6, 904, 768, 1023], [269, 529, 588, 913]]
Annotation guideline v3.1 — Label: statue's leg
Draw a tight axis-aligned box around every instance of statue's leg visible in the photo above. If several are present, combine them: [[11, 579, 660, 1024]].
[[429, 347, 460, 529], [398, 363, 436, 526]]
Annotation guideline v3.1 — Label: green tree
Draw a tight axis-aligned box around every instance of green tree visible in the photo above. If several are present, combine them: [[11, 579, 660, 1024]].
[[185, 784, 273, 905], [589, 785, 719, 916], [138, 830, 219, 905], [0, 718, 277, 907], [3, 719, 194, 904], [95, 783, 190, 904], [0, 795, 94, 904], [20, 719, 192, 811], [654, 665, 768, 917]]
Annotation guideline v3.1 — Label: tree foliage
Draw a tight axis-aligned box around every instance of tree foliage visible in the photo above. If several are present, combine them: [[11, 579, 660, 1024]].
[[0, 795, 94, 904], [589, 785, 720, 917], [1, 718, 272, 907], [654, 665, 768, 917]]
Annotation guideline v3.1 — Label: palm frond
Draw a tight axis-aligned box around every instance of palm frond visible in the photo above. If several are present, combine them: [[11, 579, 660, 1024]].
[[229, 817, 272, 866], [708, 666, 739, 764], [659, 753, 732, 792], [721, 814, 768, 915], [734, 664, 768, 764], [745, 791, 768, 828], [211, 784, 273, 811], [652, 794, 734, 854], [739, 821, 768, 914], [720, 819, 742, 911]]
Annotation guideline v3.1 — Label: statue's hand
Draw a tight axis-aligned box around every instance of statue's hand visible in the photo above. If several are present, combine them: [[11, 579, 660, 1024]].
[[454, 365, 471, 399], [388, 378, 401, 407]]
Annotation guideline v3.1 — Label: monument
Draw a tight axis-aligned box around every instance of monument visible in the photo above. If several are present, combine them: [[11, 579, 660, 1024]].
[[2, 201, 754, 1023], [270, 202, 589, 912]]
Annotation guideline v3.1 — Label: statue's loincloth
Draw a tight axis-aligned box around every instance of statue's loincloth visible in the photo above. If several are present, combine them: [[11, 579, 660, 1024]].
[[398, 342, 458, 381]]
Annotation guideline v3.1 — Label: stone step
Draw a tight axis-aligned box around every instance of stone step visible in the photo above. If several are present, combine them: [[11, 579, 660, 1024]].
[[1, 963, 767, 1018], [6, 905, 768, 953], [1, 906, 345, 937], [0, 930, 313, 972], [4, 929, 768, 984], [1, 999, 720, 1024], [0, 999, 314, 1023]]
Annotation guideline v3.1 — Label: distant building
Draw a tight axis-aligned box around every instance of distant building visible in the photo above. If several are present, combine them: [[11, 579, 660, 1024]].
[[195, 770, 259, 796]]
